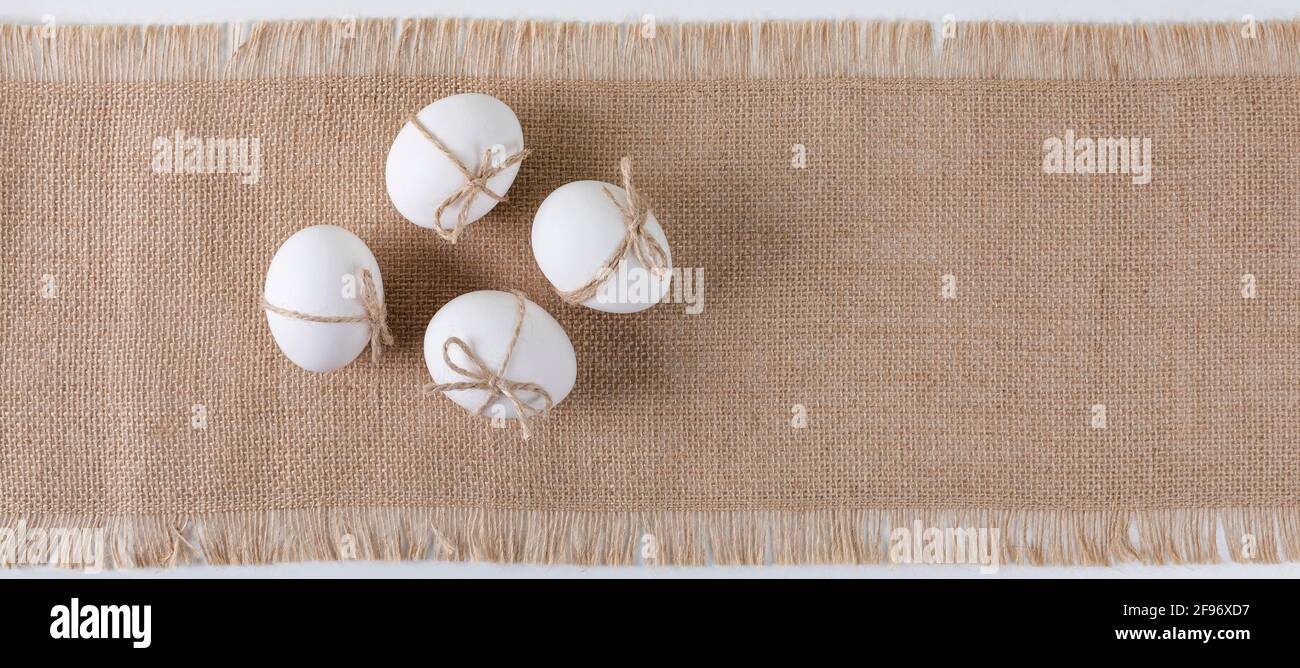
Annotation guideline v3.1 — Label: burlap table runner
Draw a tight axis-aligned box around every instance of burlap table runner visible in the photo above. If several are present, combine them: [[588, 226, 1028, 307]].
[[2, 18, 1298, 567]]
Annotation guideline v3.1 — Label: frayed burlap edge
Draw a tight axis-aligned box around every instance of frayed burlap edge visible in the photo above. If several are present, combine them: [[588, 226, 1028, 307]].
[[1, 18, 1299, 81], [3, 508, 1297, 568]]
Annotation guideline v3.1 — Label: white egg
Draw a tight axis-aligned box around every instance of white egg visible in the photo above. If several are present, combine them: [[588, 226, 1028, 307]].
[[531, 180, 672, 313], [263, 225, 385, 373], [385, 93, 525, 235], [424, 290, 577, 421]]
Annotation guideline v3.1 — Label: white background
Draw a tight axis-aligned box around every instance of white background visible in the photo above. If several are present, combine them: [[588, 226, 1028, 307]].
[[1, 0, 1296, 579]]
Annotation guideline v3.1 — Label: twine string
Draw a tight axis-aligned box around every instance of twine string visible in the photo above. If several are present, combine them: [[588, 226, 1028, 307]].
[[408, 114, 530, 243], [422, 290, 554, 439], [559, 157, 669, 304], [260, 266, 394, 364]]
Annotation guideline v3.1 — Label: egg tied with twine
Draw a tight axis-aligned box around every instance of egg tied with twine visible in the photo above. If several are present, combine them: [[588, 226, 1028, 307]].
[[422, 290, 555, 440], [557, 157, 669, 305], [407, 113, 531, 244], [260, 266, 395, 364]]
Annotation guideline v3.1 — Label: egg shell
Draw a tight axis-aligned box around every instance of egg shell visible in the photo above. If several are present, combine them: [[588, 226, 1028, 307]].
[[424, 290, 577, 420], [264, 225, 385, 373], [385, 93, 525, 232], [531, 180, 672, 313]]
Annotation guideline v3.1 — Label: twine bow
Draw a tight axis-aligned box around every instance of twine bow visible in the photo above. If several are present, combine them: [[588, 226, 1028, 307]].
[[422, 290, 554, 439], [559, 157, 669, 304], [261, 267, 395, 364], [408, 114, 531, 243]]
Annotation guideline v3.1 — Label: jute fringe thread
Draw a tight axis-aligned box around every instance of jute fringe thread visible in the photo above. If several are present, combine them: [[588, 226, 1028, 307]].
[[407, 113, 530, 243], [559, 157, 669, 305], [422, 290, 554, 439], [260, 266, 394, 364], [4, 508, 1297, 568], [4, 19, 1300, 81]]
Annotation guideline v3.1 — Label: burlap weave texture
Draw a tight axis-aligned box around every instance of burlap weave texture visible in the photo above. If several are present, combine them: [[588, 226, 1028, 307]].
[[2, 19, 1298, 566]]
